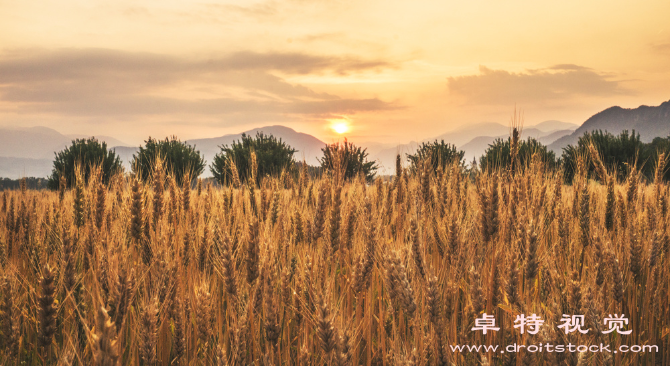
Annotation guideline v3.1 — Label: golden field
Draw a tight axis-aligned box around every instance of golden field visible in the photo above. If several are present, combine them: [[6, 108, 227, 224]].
[[0, 153, 668, 366]]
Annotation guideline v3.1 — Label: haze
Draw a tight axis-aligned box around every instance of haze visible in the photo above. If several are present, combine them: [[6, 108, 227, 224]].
[[1, 0, 669, 145]]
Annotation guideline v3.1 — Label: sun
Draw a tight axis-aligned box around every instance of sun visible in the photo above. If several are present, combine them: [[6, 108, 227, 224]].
[[330, 120, 350, 134]]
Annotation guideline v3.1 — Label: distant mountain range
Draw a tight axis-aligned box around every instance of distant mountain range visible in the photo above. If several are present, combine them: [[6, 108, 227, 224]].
[[549, 100, 670, 153], [112, 125, 327, 173], [1, 100, 669, 179], [0, 125, 327, 179], [370, 120, 578, 171], [0, 126, 129, 179], [0, 126, 124, 160]]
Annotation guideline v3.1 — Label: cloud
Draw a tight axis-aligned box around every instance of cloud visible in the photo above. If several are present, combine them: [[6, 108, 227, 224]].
[[290, 98, 399, 114], [447, 65, 624, 105], [208, 51, 394, 75], [0, 48, 397, 120], [0, 48, 394, 80], [651, 42, 670, 54], [203, 2, 278, 20]]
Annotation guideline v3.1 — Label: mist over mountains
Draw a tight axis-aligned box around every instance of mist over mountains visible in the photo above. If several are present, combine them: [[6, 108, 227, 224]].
[[111, 125, 326, 173], [1, 100, 669, 179], [368, 120, 578, 172], [0, 125, 328, 179]]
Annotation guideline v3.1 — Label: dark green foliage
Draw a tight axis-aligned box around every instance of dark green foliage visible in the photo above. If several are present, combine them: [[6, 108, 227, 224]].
[[47, 138, 122, 189], [210, 132, 297, 186], [132, 136, 205, 185], [479, 136, 557, 172], [320, 139, 378, 182], [0, 178, 49, 190], [406, 140, 465, 172], [561, 130, 670, 183]]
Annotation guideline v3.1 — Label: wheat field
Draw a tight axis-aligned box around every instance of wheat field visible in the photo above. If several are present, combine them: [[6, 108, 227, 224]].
[[0, 151, 668, 365]]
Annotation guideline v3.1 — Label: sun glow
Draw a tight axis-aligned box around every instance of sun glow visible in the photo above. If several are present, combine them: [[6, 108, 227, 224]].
[[330, 120, 350, 134]]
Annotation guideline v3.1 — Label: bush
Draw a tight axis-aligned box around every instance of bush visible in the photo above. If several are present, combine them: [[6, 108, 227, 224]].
[[47, 137, 123, 189], [210, 132, 297, 186], [132, 136, 205, 185], [407, 140, 465, 172], [479, 136, 557, 172], [320, 139, 378, 182]]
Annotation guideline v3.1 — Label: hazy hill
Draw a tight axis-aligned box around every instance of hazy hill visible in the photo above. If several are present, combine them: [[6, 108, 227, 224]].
[[0, 126, 74, 160], [0, 126, 128, 160], [111, 125, 327, 176], [457, 127, 573, 162], [370, 141, 421, 175], [0, 119, 578, 179], [0, 126, 132, 178], [549, 100, 670, 153], [432, 122, 510, 148], [538, 129, 574, 146], [187, 125, 326, 168], [531, 120, 579, 131], [67, 134, 128, 148], [0, 157, 53, 179], [111, 146, 141, 169], [372, 121, 576, 169]]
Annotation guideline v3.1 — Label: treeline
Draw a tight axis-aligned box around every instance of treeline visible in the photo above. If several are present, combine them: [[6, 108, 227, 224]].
[[478, 129, 670, 183], [8, 128, 670, 190], [0, 177, 49, 190], [40, 133, 379, 190], [394, 129, 670, 184]]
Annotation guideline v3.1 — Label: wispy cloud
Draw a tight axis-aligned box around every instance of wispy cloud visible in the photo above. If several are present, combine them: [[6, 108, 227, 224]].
[[0, 48, 398, 122], [447, 65, 625, 105]]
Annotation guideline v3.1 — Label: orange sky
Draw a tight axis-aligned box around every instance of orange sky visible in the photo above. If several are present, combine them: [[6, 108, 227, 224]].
[[1, 0, 669, 145]]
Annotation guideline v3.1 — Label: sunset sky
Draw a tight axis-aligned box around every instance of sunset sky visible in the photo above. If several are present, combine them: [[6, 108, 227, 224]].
[[1, 0, 669, 145]]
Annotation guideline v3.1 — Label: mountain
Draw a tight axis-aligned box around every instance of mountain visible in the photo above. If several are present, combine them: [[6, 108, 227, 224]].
[[0, 126, 139, 178], [0, 117, 589, 178], [460, 136, 499, 163], [549, 100, 670, 153], [432, 122, 510, 148], [0, 126, 73, 160], [186, 125, 326, 169], [457, 127, 571, 162], [371, 123, 514, 170], [538, 129, 574, 146], [110, 146, 140, 169], [0, 126, 128, 160], [0, 125, 328, 179], [371, 121, 576, 169], [0, 157, 53, 179], [370, 141, 421, 175], [66, 134, 128, 148], [112, 125, 327, 176], [528, 120, 579, 131]]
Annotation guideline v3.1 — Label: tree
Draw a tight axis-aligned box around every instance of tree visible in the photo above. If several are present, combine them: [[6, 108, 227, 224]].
[[406, 140, 465, 172], [561, 130, 648, 183], [320, 139, 378, 182], [210, 132, 297, 186], [47, 138, 123, 189], [132, 136, 205, 185], [479, 136, 557, 172]]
